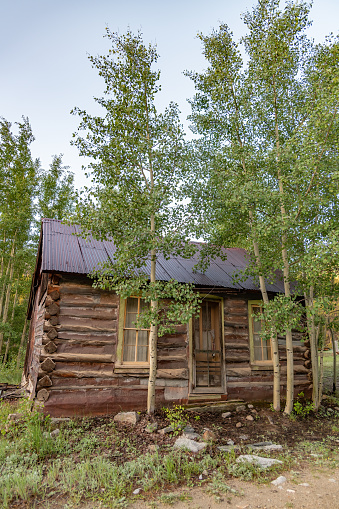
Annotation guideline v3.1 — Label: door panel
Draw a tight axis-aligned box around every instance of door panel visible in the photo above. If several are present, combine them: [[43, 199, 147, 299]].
[[193, 300, 224, 393]]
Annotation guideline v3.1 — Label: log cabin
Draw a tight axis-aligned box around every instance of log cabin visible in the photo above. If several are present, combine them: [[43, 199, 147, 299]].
[[23, 219, 312, 416]]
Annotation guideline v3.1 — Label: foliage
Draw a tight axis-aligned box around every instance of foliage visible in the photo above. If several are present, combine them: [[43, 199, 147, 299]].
[[162, 405, 189, 433], [0, 117, 76, 370], [72, 29, 199, 322], [186, 0, 339, 412], [37, 154, 75, 222], [292, 392, 314, 418]]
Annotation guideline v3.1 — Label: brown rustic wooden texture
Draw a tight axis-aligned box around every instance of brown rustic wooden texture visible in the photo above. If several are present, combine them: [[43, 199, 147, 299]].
[[223, 295, 312, 401], [38, 274, 189, 416], [23, 283, 46, 397]]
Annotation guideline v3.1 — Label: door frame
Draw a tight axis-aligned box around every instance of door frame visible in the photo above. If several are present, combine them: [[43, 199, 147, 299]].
[[189, 295, 226, 394]]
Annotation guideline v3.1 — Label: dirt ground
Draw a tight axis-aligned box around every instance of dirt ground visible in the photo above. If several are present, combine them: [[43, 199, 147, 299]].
[[133, 467, 339, 509]]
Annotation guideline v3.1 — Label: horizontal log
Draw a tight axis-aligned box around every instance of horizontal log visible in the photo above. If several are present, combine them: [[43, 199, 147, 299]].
[[224, 316, 249, 326], [158, 348, 187, 360], [57, 331, 117, 342], [49, 365, 115, 378], [59, 306, 117, 320], [226, 380, 311, 388], [225, 342, 249, 350], [224, 298, 247, 307], [58, 316, 117, 332], [55, 343, 116, 356], [226, 367, 252, 377], [225, 355, 250, 363], [48, 384, 148, 391], [40, 353, 114, 363], [60, 293, 118, 308], [158, 368, 188, 379], [158, 360, 187, 370]]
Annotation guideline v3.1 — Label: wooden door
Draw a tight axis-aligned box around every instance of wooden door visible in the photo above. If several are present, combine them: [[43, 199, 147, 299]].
[[192, 300, 225, 393]]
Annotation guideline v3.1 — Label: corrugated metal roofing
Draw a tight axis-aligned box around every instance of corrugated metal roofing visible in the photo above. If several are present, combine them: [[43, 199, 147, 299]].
[[40, 218, 286, 293]]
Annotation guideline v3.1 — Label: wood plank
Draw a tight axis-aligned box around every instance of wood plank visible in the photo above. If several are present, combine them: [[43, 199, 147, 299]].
[[59, 306, 117, 320], [57, 331, 117, 342], [225, 342, 249, 350], [60, 293, 118, 308], [58, 316, 117, 332], [40, 353, 114, 363], [55, 343, 115, 356]]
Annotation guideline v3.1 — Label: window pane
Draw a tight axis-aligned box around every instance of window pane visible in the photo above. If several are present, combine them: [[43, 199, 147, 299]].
[[253, 333, 262, 361], [125, 312, 138, 328], [137, 330, 148, 362], [123, 329, 136, 362]]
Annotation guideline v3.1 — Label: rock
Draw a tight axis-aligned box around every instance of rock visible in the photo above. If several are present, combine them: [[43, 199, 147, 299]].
[[236, 405, 246, 412], [236, 454, 283, 469], [286, 489, 295, 493], [251, 409, 258, 414], [251, 443, 282, 451], [218, 445, 240, 453], [246, 415, 254, 421], [133, 488, 141, 495], [183, 425, 195, 433], [50, 428, 60, 438], [158, 425, 174, 434], [335, 407, 339, 411], [7, 413, 24, 421], [202, 470, 208, 476], [182, 432, 200, 440], [227, 439, 235, 445], [148, 444, 159, 453], [239, 434, 249, 440], [145, 423, 158, 433], [202, 429, 217, 442], [328, 479, 336, 483], [327, 408, 334, 413], [222, 412, 232, 418], [236, 422, 242, 428], [114, 412, 140, 425], [50, 417, 71, 429], [247, 404, 254, 409], [173, 437, 207, 453], [199, 474, 203, 480], [271, 476, 287, 486], [299, 483, 310, 487]]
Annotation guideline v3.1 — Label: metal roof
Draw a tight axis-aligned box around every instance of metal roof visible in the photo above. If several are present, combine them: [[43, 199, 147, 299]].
[[40, 218, 286, 293]]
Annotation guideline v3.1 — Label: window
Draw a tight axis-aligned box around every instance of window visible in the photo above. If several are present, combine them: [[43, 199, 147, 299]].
[[248, 301, 272, 365], [122, 297, 150, 363]]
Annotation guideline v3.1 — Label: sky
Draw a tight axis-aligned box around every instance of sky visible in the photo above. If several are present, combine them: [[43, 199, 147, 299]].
[[1, 0, 339, 190]]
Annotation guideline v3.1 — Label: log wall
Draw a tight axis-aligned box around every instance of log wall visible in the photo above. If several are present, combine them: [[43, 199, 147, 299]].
[[26, 275, 312, 416], [223, 295, 312, 401], [33, 274, 189, 417]]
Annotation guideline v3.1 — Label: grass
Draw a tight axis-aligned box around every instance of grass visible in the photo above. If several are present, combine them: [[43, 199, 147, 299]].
[[0, 359, 22, 384], [0, 395, 338, 508]]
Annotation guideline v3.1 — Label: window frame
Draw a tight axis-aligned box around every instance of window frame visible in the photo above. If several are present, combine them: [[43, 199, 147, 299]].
[[248, 300, 273, 369], [115, 296, 150, 373]]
